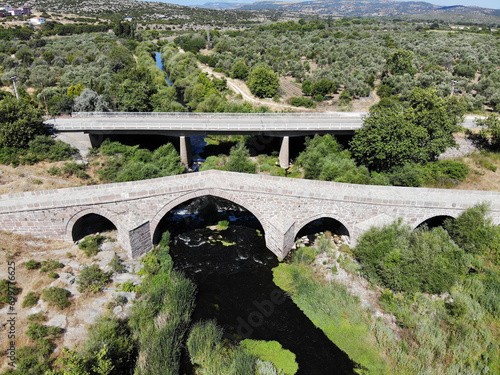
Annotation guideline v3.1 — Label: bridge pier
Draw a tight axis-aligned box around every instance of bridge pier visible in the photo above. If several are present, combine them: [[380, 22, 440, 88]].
[[179, 136, 192, 168], [279, 136, 289, 169]]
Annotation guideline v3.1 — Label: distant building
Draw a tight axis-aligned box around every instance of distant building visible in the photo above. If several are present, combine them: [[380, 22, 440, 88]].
[[21, 6, 30, 15], [28, 16, 45, 25], [124, 17, 133, 22], [0, 6, 13, 12], [8, 8, 23, 16]]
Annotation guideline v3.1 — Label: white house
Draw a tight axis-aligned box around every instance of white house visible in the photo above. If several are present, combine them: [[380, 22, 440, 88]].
[[8, 8, 23, 16], [28, 16, 45, 25]]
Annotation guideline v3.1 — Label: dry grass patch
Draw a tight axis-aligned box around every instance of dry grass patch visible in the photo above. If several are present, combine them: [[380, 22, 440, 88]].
[[455, 151, 500, 191], [0, 231, 122, 372]]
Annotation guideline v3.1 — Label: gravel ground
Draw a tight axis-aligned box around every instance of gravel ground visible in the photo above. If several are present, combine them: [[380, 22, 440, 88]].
[[438, 134, 478, 160]]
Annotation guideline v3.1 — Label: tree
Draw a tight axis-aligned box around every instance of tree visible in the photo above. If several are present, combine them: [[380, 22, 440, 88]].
[[73, 89, 109, 112], [350, 88, 461, 171], [0, 96, 46, 148], [247, 65, 280, 98], [477, 114, 500, 151], [67, 84, 86, 99], [311, 79, 336, 97], [231, 59, 249, 80], [387, 49, 417, 76], [225, 143, 257, 174], [302, 80, 312, 95]]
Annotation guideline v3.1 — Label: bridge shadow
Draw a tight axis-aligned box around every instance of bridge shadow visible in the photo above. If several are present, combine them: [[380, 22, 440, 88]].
[[415, 215, 454, 230], [72, 213, 117, 242], [152, 195, 264, 245], [295, 217, 350, 245]]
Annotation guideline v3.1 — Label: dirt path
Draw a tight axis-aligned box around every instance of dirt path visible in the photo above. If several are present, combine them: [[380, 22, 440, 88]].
[[196, 61, 312, 112]]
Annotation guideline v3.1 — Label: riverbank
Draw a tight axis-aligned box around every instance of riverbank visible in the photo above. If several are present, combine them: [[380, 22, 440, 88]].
[[275, 229, 500, 374]]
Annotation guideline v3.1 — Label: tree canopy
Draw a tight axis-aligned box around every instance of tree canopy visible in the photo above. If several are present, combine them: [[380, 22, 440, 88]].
[[0, 96, 47, 148], [247, 65, 280, 98], [350, 88, 462, 172]]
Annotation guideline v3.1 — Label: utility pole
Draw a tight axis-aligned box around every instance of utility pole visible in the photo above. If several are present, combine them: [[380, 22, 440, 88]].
[[206, 26, 212, 50], [450, 80, 458, 97], [10, 75, 19, 100]]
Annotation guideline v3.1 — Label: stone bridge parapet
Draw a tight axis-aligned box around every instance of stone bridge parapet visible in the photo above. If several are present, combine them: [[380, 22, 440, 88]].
[[0, 170, 498, 259]]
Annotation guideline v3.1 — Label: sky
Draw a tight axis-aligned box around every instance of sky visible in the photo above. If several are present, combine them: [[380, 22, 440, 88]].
[[162, 0, 500, 10]]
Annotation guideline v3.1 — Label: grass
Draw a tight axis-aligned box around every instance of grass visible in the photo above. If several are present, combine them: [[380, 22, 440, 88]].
[[240, 339, 298, 375], [273, 263, 387, 374], [42, 286, 70, 310], [216, 220, 229, 230], [78, 234, 106, 257], [22, 291, 40, 308]]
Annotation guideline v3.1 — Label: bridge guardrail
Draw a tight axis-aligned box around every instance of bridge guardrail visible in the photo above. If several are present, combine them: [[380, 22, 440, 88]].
[[70, 112, 366, 119]]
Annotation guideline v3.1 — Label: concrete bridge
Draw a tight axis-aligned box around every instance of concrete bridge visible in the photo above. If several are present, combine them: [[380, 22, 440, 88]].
[[47, 112, 481, 168], [0, 170, 498, 259]]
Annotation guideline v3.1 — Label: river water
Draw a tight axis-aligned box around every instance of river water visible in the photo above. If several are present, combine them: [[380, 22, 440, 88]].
[[159, 197, 356, 374], [155, 51, 173, 86]]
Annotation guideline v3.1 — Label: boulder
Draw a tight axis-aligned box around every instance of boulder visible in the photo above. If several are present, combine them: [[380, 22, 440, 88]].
[[47, 315, 68, 329]]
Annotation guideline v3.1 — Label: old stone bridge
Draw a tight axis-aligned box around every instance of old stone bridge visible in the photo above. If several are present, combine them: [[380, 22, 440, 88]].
[[0, 170, 498, 259]]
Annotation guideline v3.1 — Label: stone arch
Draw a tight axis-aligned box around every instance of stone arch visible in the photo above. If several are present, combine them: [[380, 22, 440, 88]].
[[294, 213, 352, 239], [150, 189, 268, 243], [414, 214, 456, 230], [66, 208, 118, 242]]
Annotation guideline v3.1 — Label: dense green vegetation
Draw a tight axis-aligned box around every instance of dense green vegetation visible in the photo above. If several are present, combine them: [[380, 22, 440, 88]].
[[275, 204, 500, 374], [350, 87, 462, 171], [93, 140, 185, 183], [240, 340, 298, 375], [194, 18, 500, 111], [353, 220, 468, 293]]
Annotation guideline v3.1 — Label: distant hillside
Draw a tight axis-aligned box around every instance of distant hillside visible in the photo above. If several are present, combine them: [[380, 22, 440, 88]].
[[8, 0, 286, 24], [237, 0, 500, 17]]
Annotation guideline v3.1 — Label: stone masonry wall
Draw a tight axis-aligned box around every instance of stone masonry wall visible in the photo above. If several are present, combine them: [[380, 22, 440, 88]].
[[0, 170, 499, 258]]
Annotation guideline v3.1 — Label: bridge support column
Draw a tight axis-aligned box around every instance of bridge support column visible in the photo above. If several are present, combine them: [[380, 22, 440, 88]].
[[180, 136, 192, 168], [88, 133, 105, 148], [265, 212, 296, 260], [117, 213, 153, 258], [279, 136, 289, 169]]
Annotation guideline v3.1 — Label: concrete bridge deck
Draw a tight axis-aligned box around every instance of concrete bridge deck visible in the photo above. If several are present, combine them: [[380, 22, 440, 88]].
[[47, 112, 481, 136], [0, 170, 498, 259]]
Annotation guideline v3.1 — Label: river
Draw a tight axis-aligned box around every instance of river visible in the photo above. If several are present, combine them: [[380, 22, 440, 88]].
[[158, 196, 356, 374]]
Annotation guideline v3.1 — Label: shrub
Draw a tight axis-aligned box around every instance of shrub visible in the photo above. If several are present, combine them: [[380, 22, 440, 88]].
[[25, 259, 41, 270], [28, 135, 75, 161], [0, 279, 21, 307], [62, 161, 86, 176], [40, 259, 64, 273], [354, 220, 468, 293], [290, 96, 315, 108], [225, 143, 257, 174], [47, 166, 61, 175], [77, 265, 111, 293], [389, 163, 423, 187], [26, 323, 62, 341], [22, 292, 40, 308], [78, 234, 106, 257], [294, 247, 318, 264], [187, 320, 256, 374], [109, 254, 126, 274], [81, 316, 137, 375], [423, 160, 469, 185], [444, 203, 500, 256], [42, 287, 70, 309], [27, 312, 47, 323], [47, 271, 59, 279], [119, 281, 137, 293]]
